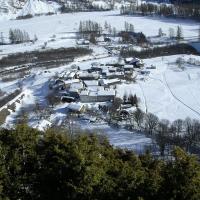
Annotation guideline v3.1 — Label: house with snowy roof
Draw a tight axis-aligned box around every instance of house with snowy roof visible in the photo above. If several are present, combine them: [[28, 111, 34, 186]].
[[80, 89, 116, 103], [78, 71, 99, 80], [83, 80, 99, 88], [67, 102, 85, 113], [99, 79, 121, 87]]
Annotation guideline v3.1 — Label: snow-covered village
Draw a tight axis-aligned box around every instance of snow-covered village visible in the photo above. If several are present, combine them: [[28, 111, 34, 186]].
[[1, 1, 200, 198], [1, 0, 200, 150]]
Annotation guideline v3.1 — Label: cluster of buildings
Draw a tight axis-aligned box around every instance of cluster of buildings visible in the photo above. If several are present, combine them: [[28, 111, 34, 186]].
[[49, 57, 144, 113]]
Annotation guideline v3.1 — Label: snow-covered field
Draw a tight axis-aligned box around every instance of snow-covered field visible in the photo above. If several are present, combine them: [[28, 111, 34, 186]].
[[117, 55, 200, 121], [0, 10, 199, 56]]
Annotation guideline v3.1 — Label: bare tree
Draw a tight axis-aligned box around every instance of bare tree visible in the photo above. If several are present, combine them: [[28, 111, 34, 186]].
[[145, 113, 159, 135], [133, 108, 144, 128], [169, 27, 175, 39]]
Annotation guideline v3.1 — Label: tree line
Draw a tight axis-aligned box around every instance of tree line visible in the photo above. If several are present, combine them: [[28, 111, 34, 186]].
[[120, 43, 199, 58], [78, 20, 103, 43], [0, 124, 200, 200], [9, 28, 31, 44], [105, 94, 200, 157], [120, 2, 200, 19], [0, 29, 35, 45]]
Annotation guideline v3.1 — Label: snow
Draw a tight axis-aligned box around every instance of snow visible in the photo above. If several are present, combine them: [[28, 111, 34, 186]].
[[0, 10, 199, 56], [17, 0, 60, 17], [84, 80, 99, 86], [92, 1, 110, 10], [97, 89, 115, 96], [117, 55, 200, 121], [79, 121, 152, 151], [0, 0, 17, 15], [99, 78, 121, 85], [1, 8, 200, 150], [67, 102, 84, 112]]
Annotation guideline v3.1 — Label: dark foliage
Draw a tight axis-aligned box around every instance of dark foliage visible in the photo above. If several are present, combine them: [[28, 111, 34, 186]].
[[120, 2, 200, 20], [120, 43, 199, 58], [0, 125, 200, 200], [0, 47, 92, 69]]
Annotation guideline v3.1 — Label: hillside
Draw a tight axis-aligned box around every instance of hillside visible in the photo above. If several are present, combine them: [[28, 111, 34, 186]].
[[0, 0, 17, 15], [17, 0, 61, 17]]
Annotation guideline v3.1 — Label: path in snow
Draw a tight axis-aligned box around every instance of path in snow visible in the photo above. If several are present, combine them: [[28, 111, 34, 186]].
[[163, 72, 200, 118]]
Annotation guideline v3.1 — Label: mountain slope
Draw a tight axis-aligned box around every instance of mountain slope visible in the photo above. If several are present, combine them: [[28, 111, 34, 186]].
[[0, 0, 17, 14], [17, 0, 60, 17]]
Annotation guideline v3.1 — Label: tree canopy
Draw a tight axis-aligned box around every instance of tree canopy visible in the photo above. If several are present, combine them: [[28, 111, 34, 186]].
[[0, 125, 200, 200]]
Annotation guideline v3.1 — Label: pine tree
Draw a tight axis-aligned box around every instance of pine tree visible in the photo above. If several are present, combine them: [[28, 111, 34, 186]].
[[112, 27, 117, 37], [104, 21, 108, 30], [158, 28, 163, 37], [0, 32, 4, 45], [124, 21, 128, 32], [9, 29, 14, 44], [129, 24, 134, 32], [79, 21, 83, 33], [123, 93, 127, 103], [34, 34, 38, 42], [176, 26, 183, 41]]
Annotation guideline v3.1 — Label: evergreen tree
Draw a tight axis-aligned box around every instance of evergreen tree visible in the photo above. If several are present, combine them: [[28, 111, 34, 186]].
[[176, 25, 183, 41], [0, 125, 199, 199], [0, 32, 4, 45], [158, 28, 163, 37], [9, 29, 14, 44], [104, 21, 108, 30]]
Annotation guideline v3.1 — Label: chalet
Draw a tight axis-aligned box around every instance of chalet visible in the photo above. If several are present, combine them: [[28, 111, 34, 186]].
[[87, 86, 105, 92], [59, 90, 79, 100], [106, 72, 125, 79], [67, 71, 77, 79], [146, 65, 156, 69], [124, 65, 134, 72], [125, 57, 144, 68], [83, 80, 99, 87], [124, 57, 133, 64], [61, 96, 76, 103], [80, 89, 116, 103], [63, 79, 80, 89], [78, 71, 99, 80], [88, 66, 103, 73], [108, 67, 117, 73], [69, 82, 84, 92], [67, 103, 85, 114], [99, 79, 121, 87], [130, 58, 144, 68], [140, 70, 150, 75], [105, 60, 125, 67]]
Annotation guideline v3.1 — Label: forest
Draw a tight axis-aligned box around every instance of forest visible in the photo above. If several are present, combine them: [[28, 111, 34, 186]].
[[120, 2, 200, 20], [0, 124, 200, 200]]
